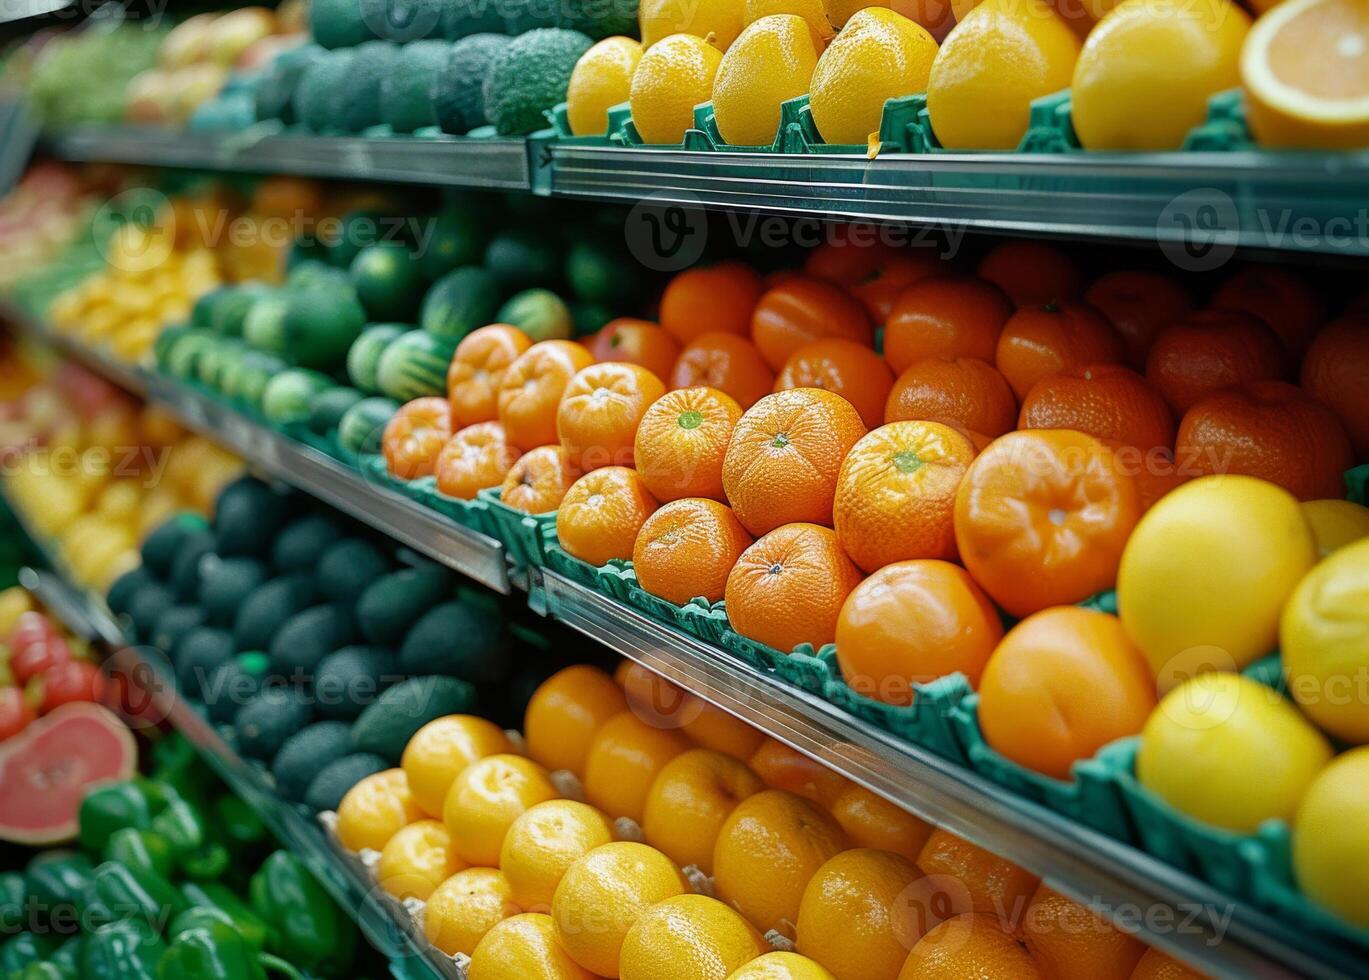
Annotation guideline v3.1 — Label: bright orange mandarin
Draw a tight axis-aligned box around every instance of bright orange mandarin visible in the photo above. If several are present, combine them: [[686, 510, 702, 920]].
[[642, 747, 765, 874], [884, 357, 1017, 442], [1211, 263, 1325, 358], [499, 445, 577, 514], [435, 422, 521, 500], [383, 397, 452, 479], [619, 664, 761, 761], [750, 277, 875, 371], [498, 340, 595, 450], [995, 302, 1125, 400], [834, 421, 976, 572], [586, 318, 681, 380], [898, 913, 1045, 980], [1021, 884, 1146, 980], [954, 430, 1142, 617], [660, 261, 765, 344], [633, 498, 754, 604], [1083, 270, 1192, 370], [1144, 309, 1285, 414], [448, 324, 533, 427], [1129, 948, 1209, 980], [633, 386, 742, 502], [1101, 438, 1186, 513], [556, 362, 666, 473], [523, 665, 627, 777], [556, 466, 660, 566], [915, 830, 1040, 927], [1301, 315, 1369, 458], [804, 237, 944, 322], [883, 276, 1014, 374], [721, 388, 867, 536], [828, 785, 933, 863], [976, 240, 1082, 307], [725, 523, 865, 652], [796, 848, 926, 980], [749, 738, 850, 808], [1018, 363, 1176, 453], [1175, 380, 1355, 501], [835, 559, 1003, 700], [774, 339, 895, 429], [671, 332, 775, 409], [582, 710, 691, 822]]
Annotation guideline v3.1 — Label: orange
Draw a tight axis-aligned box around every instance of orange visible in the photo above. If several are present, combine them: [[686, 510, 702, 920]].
[[804, 237, 944, 322], [1301, 314, 1369, 458], [672, 332, 776, 409], [557, 362, 667, 472], [1100, 439, 1186, 513], [442, 754, 561, 866], [434, 422, 521, 500], [424, 867, 520, 957], [582, 710, 692, 822], [633, 498, 755, 604], [500, 799, 615, 912], [775, 338, 895, 429], [712, 789, 850, 937], [897, 913, 1045, 979], [977, 606, 1158, 780], [620, 894, 768, 980], [995, 302, 1125, 400], [828, 784, 933, 862], [682, 700, 767, 760], [621, 663, 766, 759], [556, 466, 659, 566], [977, 240, 1082, 308], [499, 340, 595, 450], [661, 261, 766, 344], [884, 356, 1017, 442], [448, 324, 533, 427], [1021, 883, 1146, 980], [726, 523, 865, 652], [634, 386, 742, 502], [401, 714, 518, 818], [883, 277, 1013, 374], [749, 738, 850, 807], [586, 318, 681, 380], [1018, 363, 1175, 453], [1175, 380, 1355, 502], [377, 819, 466, 901], [1144, 309, 1285, 414], [797, 849, 926, 980], [915, 830, 1039, 927], [642, 747, 765, 873], [383, 397, 452, 479], [336, 769, 423, 853], [751, 277, 875, 371], [835, 559, 1003, 701], [524, 665, 627, 777], [499, 445, 577, 514], [728, 952, 839, 979], [1084, 270, 1192, 370], [1129, 948, 1208, 980], [1211, 263, 1325, 357], [722, 388, 868, 535], [833, 420, 976, 572], [467, 913, 598, 980], [954, 430, 1142, 617]]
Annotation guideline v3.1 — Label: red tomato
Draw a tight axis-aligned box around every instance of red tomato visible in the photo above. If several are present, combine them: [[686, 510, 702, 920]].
[[10, 636, 73, 685], [5, 611, 58, 658], [39, 659, 106, 713], [0, 687, 34, 740]]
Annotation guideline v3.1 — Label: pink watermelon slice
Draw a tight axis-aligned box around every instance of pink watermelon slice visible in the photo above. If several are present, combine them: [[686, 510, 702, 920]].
[[0, 702, 137, 845]]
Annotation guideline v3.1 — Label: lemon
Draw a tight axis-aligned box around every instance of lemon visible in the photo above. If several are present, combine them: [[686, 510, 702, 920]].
[[1293, 748, 1369, 929], [469, 913, 598, 980], [619, 894, 768, 980], [1281, 537, 1369, 745], [630, 34, 725, 145], [424, 867, 520, 958], [727, 953, 838, 979], [401, 714, 516, 818], [1137, 672, 1332, 833], [746, 0, 837, 41], [1301, 499, 1369, 556], [641, 0, 746, 48], [336, 769, 424, 853], [567, 37, 644, 137], [500, 800, 615, 912], [809, 8, 938, 145], [442, 754, 560, 867], [926, 0, 1080, 149], [712, 15, 824, 146], [1071, 0, 1250, 149], [376, 819, 466, 901], [1117, 475, 1318, 691]]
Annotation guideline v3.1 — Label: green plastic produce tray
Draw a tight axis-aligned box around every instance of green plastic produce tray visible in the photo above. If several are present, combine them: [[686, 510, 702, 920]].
[[1247, 822, 1369, 953], [476, 487, 556, 568], [359, 454, 493, 537]]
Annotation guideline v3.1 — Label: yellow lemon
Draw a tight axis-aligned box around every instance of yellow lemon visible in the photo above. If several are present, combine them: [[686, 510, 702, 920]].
[[1242, 0, 1369, 149], [641, 0, 747, 48], [826, 0, 955, 38], [630, 34, 725, 145], [500, 800, 615, 912], [926, 0, 1080, 149], [796, 849, 923, 980], [442, 754, 560, 866], [582, 710, 691, 823], [468, 913, 598, 980], [619, 894, 768, 980], [728, 953, 839, 979], [809, 8, 938, 145], [746, 0, 837, 41], [642, 748, 766, 874], [1301, 498, 1369, 557], [567, 37, 644, 137], [713, 15, 824, 146], [376, 819, 466, 901], [1293, 747, 1369, 929], [1071, 0, 1250, 150], [335, 769, 423, 853], [1117, 475, 1318, 691], [1281, 537, 1369, 744], [1136, 673, 1332, 833], [402, 714, 517, 818], [524, 664, 626, 777], [423, 868, 520, 957]]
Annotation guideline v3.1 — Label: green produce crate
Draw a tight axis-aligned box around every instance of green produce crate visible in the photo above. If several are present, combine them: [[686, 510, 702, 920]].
[[476, 487, 557, 568], [676, 597, 731, 646], [1346, 463, 1369, 505], [358, 455, 493, 537], [1247, 823, 1369, 953]]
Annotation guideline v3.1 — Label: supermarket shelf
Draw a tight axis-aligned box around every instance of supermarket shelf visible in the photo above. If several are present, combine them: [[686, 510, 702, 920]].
[[3, 303, 146, 395]]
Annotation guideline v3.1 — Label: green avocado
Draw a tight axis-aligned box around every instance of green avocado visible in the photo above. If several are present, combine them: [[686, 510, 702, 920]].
[[271, 721, 354, 801], [398, 600, 509, 685], [272, 514, 344, 574], [432, 34, 510, 135], [303, 754, 390, 812], [349, 675, 478, 763], [379, 40, 449, 133], [234, 686, 315, 761], [356, 563, 453, 645], [232, 574, 318, 652], [269, 605, 357, 677], [482, 28, 593, 136], [317, 538, 392, 604]]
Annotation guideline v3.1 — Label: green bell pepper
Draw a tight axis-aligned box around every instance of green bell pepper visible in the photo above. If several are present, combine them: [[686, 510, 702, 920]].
[[45, 936, 80, 977], [0, 873, 25, 936], [105, 829, 176, 881], [77, 780, 158, 853], [23, 853, 92, 924], [178, 884, 270, 951], [151, 736, 215, 805], [248, 852, 354, 977], [84, 862, 184, 932], [80, 919, 164, 980], [156, 921, 302, 980], [214, 795, 267, 851], [149, 787, 230, 881], [0, 933, 56, 974]]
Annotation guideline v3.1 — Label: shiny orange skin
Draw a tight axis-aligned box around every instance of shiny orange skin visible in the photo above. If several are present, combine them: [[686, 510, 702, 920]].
[[448, 324, 533, 427], [1301, 315, 1369, 458], [1022, 884, 1147, 980], [523, 665, 627, 777], [383, 397, 452, 479], [833, 421, 976, 572], [1176, 381, 1355, 502], [499, 445, 577, 514], [435, 421, 521, 500], [774, 339, 895, 429], [976, 240, 1082, 308], [1129, 948, 1209, 980], [671, 332, 775, 410], [1144, 309, 1285, 414], [995, 303, 1125, 401], [582, 710, 692, 823], [1210, 264, 1326, 357], [1101, 439, 1187, 513], [556, 466, 660, 566], [634, 386, 743, 502], [498, 340, 595, 450], [725, 523, 865, 652], [828, 785, 934, 863], [804, 237, 944, 322], [883, 276, 1014, 375], [1084, 270, 1192, 370], [660, 261, 766, 344], [722, 388, 868, 536], [954, 430, 1143, 617], [633, 498, 755, 604], [899, 913, 1045, 979], [585, 318, 681, 380], [884, 357, 1018, 441], [556, 362, 667, 473], [915, 830, 1040, 928], [978, 607, 1157, 781], [750, 277, 875, 372], [1018, 363, 1176, 453], [749, 738, 850, 808], [836, 559, 1003, 701]]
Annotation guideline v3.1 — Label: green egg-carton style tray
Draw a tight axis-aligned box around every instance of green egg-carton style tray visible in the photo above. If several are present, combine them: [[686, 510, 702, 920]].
[[359, 454, 494, 537], [1247, 822, 1369, 953], [476, 487, 557, 568]]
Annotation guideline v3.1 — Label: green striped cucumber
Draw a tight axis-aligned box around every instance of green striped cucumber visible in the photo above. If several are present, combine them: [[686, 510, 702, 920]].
[[347, 323, 407, 394], [375, 330, 457, 402]]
